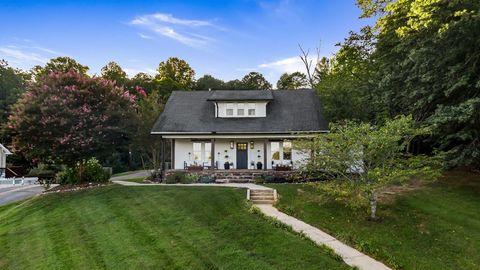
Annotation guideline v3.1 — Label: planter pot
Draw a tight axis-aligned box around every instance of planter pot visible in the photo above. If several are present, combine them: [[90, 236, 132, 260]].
[[224, 162, 230, 170], [256, 162, 263, 170]]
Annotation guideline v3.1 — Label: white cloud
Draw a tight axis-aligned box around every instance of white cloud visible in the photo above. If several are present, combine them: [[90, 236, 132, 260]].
[[0, 43, 64, 70], [129, 13, 217, 47], [138, 33, 154, 40], [258, 56, 304, 74]]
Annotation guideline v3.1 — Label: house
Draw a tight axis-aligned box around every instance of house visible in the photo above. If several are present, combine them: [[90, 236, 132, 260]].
[[0, 143, 12, 178], [151, 89, 327, 171]]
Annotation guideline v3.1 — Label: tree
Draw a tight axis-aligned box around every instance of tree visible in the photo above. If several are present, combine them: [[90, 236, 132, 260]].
[[0, 60, 29, 135], [156, 57, 195, 90], [32, 57, 89, 79], [315, 27, 378, 122], [363, 0, 480, 168], [276, 72, 308, 89], [101, 61, 128, 86], [132, 90, 164, 170], [195, 74, 225, 90], [7, 71, 136, 174], [224, 79, 243, 90], [240, 72, 272, 90], [297, 115, 442, 219]]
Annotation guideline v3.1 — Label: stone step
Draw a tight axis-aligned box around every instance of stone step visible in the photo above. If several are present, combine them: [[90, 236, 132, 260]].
[[251, 199, 275, 204], [250, 190, 274, 194], [251, 196, 274, 200]]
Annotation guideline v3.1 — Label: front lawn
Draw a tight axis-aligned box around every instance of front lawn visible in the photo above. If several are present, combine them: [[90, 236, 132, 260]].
[[0, 186, 348, 270], [268, 171, 480, 269]]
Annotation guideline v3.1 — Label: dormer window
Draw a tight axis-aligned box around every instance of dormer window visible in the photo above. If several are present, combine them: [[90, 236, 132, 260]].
[[208, 90, 273, 118]]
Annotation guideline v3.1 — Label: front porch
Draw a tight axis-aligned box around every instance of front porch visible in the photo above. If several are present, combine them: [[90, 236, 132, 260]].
[[163, 137, 309, 171]]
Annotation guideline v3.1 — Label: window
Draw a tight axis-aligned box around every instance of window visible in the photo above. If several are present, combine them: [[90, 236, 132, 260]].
[[248, 109, 256, 116], [193, 143, 202, 161], [271, 142, 280, 160], [237, 108, 244, 116], [226, 109, 234, 116], [204, 143, 212, 162], [283, 141, 292, 160]]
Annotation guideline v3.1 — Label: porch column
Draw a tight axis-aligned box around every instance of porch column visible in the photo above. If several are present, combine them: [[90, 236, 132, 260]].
[[161, 138, 165, 171], [210, 138, 215, 170], [171, 139, 175, 170], [263, 139, 267, 170]]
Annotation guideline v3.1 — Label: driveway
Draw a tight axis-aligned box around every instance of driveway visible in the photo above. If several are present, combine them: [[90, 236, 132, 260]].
[[110, 170, 150, 181], [0, 185, 44, 206]]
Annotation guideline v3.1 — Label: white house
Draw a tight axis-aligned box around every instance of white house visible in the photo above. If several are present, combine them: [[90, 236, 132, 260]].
[[151, 89, 328, 171], [0, 143, 12, 178]]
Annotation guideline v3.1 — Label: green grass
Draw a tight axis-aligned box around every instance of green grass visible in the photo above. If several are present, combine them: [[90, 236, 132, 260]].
[[0, 186, 349, 270], [268, 171, 480, 269]]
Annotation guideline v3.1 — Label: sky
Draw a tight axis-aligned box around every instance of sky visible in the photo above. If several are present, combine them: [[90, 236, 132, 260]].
[[0, 0, 373, 84]]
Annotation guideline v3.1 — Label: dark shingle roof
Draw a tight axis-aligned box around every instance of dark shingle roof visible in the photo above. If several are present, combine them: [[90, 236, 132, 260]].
[[151, 89, 328, 134], [207, 90, 273, 101]]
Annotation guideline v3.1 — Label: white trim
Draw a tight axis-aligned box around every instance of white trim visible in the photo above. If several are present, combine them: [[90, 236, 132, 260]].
[[158, 134, 321, 139], [0, 144, 12, 155]]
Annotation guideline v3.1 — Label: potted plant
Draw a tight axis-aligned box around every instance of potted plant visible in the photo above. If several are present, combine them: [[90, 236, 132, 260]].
[[256, 161, 263, 170]]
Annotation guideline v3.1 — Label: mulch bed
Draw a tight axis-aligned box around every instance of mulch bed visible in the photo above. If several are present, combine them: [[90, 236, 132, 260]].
[[45, 182, 112, 194]]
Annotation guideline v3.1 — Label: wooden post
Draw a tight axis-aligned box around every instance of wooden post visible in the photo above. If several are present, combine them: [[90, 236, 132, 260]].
[[211, 138, 215, 170], [263, 139, 268, 170]]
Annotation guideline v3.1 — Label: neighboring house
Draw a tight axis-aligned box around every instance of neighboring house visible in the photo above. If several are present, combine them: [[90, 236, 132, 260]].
[[151, 89, 328, 171], [0, 143, 12, 178]]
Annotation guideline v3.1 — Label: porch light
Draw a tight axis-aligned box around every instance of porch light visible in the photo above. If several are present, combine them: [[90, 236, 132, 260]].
[[230, 141, 234, 149], [250, 141, 254, 149]]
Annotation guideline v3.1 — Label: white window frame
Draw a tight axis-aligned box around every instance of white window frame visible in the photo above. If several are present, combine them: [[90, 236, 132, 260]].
[[270, 141, 293, 165]]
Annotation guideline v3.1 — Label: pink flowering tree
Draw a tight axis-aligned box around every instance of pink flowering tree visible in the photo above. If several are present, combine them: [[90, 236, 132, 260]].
[[7, 71, 137, 168]]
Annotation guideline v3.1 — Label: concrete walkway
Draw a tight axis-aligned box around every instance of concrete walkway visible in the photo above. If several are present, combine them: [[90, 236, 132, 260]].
[[256, 204, 391, 270]]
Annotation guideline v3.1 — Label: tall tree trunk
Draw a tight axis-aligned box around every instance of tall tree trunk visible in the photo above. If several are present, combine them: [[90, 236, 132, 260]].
[[370, 192, 378, 219]]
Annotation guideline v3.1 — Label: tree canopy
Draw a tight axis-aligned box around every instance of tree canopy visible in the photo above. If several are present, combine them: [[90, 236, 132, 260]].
[[156, 57, 195, 90], [101, 61, 128, 86], [7, 71, 136, 166], [32, 57, 89, 80], [312, 0, 480, 168], [276, 72, 308, 89], [240, 72, 272, 90]]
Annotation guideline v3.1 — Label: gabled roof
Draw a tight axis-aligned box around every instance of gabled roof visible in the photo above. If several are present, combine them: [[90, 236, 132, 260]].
[[207, 90, 273, 101], [151, 89, 328, 135], [0, 144, 12, 155]]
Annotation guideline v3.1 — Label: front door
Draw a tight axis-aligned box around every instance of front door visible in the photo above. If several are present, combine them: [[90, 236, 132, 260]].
[[236, 143, 248, 169]]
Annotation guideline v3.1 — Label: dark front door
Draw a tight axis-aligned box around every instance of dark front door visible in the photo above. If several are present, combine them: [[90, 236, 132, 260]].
[[236, 143, 248, 169]]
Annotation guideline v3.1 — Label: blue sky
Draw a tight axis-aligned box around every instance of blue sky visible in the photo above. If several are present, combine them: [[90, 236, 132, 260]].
[[0, 0, 373, 84]]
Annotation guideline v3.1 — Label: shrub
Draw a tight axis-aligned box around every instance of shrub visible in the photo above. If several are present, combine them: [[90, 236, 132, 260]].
[[183, 173, 199, 184], [83, 158, 110, 183], [56, 158, 110, 184], [165, 172, 187, 184]]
